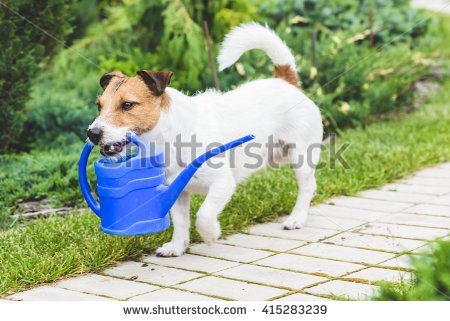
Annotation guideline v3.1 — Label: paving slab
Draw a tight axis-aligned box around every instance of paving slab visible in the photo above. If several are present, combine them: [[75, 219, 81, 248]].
[[377, 255, 416, 270], [352, 222, 449, 240], [403, 204, 450, 217], [218, 233, 306, 252], [415, 168, 450, 179], [325, 232, 424, 253], [290, 243, 392, 265], [129, 288, 222, 301], [401, 176, 450, 188], [380, 213, 450, 229], [176, 276, 287, 301], [412, 241, 440, 255], [357, 190, 433, 203], [345, 267, 412, 284], [310, 204, 390, 221], [306, 280, 379, 300], [302, 215, 365, 231], [7, 286, 113, 301], [326, 196, 412, 212], [438, 162, 450, 170], [275, 293, 331, 301], [143, 254, 240, 273], [55, 274, 158, 300], [381, 183, 450, 195], [216, 264, 326, 290], [103, 261, 202, 286], [248, 222, 338, 242], [255, 253, 363, 277], [188, 243, 272, 263], [426, 194, 450, 206]]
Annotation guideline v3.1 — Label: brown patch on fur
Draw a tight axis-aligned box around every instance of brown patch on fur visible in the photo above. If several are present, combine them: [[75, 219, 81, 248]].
[[275, 64, 299, 87], [97, 75, 170, 134]]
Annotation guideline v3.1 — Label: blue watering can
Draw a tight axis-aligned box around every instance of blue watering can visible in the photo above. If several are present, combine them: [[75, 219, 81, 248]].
[[78, 134, 254, 236]]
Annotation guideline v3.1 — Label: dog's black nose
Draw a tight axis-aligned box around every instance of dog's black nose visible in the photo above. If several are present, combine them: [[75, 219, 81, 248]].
[[87, 127, 102, 145]]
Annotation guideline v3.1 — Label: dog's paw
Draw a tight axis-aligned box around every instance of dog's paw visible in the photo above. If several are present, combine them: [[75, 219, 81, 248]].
[[196, 217, 221, 245], [283, 216, 306, 230], [155, 242, 186, 257]]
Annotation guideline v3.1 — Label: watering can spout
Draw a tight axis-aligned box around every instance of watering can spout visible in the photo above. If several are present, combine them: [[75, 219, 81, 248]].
[[161, 134, 255, 207]]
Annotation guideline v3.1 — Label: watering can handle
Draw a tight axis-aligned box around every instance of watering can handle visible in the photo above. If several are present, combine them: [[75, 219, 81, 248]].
[[128, 134, 146, 158], [78, 143, 101, 217]]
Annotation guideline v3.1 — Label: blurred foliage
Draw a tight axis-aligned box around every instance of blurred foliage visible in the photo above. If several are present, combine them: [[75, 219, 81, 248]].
[[0, 0, 72, 152], [0, 142, 91, 228], [0, 0, 438, 150], [375, 240, 450, 301]]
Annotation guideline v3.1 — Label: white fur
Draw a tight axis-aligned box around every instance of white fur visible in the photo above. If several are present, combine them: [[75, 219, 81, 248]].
[[88, 117, 128, 144], [218, 23, 296, 71], [93, 23, 323, 257]]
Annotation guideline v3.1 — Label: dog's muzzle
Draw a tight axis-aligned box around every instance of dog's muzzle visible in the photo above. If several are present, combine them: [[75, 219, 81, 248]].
[[100, 141, 127, 156]]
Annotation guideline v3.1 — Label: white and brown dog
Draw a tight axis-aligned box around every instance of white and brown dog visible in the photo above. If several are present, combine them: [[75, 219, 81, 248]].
[[87, 23, 323, 257]]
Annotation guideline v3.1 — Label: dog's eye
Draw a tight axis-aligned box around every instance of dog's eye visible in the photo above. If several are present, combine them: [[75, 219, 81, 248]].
[[96, 103, 101, 112], [122, 102, 134, 110]]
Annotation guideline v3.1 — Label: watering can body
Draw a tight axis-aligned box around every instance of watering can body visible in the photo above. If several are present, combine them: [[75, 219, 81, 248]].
[[78, 134, 254, 236]]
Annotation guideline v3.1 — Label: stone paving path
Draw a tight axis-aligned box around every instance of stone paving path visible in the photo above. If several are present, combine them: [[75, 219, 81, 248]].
[[6, 162, 450, 301]]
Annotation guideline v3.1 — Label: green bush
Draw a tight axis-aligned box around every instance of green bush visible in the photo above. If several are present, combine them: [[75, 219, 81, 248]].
[[375, 240, 450, 300], [22, 0, 434, 147], [266, 0, 431, 132], [0, 0, 72, 152]]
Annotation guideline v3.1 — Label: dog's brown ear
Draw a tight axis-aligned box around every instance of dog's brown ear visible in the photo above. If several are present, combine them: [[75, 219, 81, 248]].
[[137, 70, 173, 96], [99, 71, 125, 89]]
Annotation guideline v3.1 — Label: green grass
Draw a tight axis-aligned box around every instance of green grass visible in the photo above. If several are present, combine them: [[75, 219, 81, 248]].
[[0, 146, 87, 229], [1, 76, 449, 296], [374, 240, 450, 300]]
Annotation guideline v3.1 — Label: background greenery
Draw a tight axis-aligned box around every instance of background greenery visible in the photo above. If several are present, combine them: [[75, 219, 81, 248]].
[[0, 0, 449, 300], [0, 0, 72, 152], [0, 0, 443, 228], [1, 0, 433, 151]]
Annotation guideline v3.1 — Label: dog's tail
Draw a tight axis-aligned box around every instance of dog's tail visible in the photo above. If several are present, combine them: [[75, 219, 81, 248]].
[[218, 23, 299, 87]]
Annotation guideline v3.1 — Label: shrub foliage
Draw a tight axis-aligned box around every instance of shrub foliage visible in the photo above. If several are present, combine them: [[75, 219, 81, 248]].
[[19, 0, 434, 148], [376, 240, 450, 301], [0, 0, 72, 152]]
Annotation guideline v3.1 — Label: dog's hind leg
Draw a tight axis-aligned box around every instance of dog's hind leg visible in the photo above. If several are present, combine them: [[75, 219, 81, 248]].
[[195, 176, 236, 244], [283, 146, 319, 230], [156, 191, 190, 257], [283, 165, 316, 229]]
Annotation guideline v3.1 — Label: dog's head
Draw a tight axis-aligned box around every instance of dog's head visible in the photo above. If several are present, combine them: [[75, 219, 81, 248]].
[[87, 70, 172, 157]]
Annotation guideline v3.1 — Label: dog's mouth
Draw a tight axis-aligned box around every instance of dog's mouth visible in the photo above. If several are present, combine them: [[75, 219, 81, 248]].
[[100, 141, 128, 156]]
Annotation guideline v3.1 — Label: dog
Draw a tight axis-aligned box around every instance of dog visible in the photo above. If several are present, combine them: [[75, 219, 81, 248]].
[[87, 23, 323, 257]]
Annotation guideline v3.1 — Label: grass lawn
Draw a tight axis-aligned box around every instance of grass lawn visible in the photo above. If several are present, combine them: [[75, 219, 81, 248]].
[[1, 75, 449, 296]]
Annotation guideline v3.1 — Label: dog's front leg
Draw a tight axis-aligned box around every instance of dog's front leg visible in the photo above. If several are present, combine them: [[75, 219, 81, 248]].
[[156, 191, 190, 257], [195, 177, 236, 244]]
